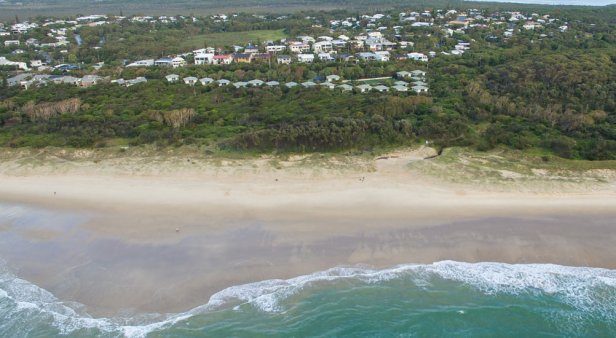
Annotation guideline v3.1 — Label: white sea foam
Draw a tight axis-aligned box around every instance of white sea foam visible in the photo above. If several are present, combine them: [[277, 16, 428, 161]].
[[1, 261, 615, 338]]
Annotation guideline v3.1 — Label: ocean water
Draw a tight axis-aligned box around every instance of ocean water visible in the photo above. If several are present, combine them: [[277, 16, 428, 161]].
[[467, 0, 616, 5], [1, 261, 615, 338]]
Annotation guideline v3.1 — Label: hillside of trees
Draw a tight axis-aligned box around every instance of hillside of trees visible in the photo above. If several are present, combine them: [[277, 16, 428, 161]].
[[1, 5, 616, 160]]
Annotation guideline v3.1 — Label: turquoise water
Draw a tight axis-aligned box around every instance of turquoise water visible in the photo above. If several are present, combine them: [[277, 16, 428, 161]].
[[2, 261, 615, 337]]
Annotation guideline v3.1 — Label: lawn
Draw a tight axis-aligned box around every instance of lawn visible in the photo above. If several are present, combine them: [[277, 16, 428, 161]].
[[181, 29, 287, 49]]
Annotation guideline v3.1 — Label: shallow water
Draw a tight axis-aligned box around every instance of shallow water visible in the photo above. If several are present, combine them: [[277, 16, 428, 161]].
[[1, 261, 615, 337], [1, 202, 616, 336]]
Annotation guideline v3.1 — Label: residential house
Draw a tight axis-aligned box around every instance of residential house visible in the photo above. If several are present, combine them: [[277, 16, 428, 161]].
[[277, 55, 292, 64], [318, 53, 335, 62], [165, 74, 180, 83], [252, 53, 272, 63], [212, 54, 233, 65], [126, 77, 147, 87], [183, 76, 198, 86], [285, 82, 299, 88], [337, 84, 353, 91], [407, 52, 428, 62], [4, 40, 20, 47], [289, 41, 311, 53], [247, 79, 265, 87], [326, 75, 341, 82], [172, 57, 186, 68], [410, 70, 427, 78], [396, 70, 413, 79], [313, 41, 333, 53], [373, 85, 389, 92], [127, 59, 154, 67], [154, 58, 173, 67], [297, 54, 315, 63], [392, 85, 408, 92], [194, 53, 215, 65], [356, 84, 372, 93], [7, 73, 32, 86], [301, 81, 317, 88], [266, 45, 286, 53], [80, 75, 103, 87], [320, 82, 336, 89], [233, 53, 253, 63], [412, 85, 429, 93], [217, 79, 231, 86], [357, 52, 378, 61], [233, 81, 248, 88], [244, 44, 259, 53], [199, 77, 215, 85], [266, 81, 280, 87], [374, 51, 390, 62]]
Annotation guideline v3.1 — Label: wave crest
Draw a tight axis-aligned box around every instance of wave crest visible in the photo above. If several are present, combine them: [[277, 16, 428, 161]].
[[1, 261, 615, 337]]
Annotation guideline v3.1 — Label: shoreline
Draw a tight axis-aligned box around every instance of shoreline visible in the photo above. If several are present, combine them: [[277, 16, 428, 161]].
[[1, 146, 616, 315]]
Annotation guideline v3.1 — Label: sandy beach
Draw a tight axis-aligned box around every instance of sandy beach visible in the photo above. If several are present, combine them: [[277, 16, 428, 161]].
[[1, 146, 616, 316]]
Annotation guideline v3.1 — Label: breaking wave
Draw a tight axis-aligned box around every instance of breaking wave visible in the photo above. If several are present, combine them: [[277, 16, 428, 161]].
[[1, 261, 615, 337]]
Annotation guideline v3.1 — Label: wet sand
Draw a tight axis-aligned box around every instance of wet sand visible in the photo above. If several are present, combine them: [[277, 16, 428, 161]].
[[1, 148, 615, 316]]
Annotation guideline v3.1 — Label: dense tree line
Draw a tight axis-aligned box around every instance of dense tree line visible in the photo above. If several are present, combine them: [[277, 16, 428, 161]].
[[1, 5, 616, 159]]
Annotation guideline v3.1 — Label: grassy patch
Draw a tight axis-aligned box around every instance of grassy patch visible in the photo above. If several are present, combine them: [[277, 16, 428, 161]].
[[181, 29, 287, 49], [409, 147, 616, 191]]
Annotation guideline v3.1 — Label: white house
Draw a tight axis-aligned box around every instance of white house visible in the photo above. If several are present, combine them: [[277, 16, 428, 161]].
[[4, 40, 20, 47], [247, 79, 264, 86], [165, 74, 180, 83], [297, 54, 315, 63], [266, 45, 286, 53], [194, 53, 215, 65], [289, 42, 311, 53], [374, 51, 390, 62], [338, 84, 353, 91], [183, 76, 198, 86], [313, 41, 333, 53], [412, 85, 429, 93], [0, 57, 29, 70], [199, 77, 215, 85], [126, 59, 154, 67], [326, 75, 341, 82], [411, 70, 427, 79], [407, 53, 428, 62], [277, 55, 292, 64], [356, 84, 372, 93], [318, 53, 335, 62], [172, 57, 186, 68]]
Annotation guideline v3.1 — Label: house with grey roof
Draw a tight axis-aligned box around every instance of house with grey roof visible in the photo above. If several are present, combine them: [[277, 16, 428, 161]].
[[199, 77, 215, 85], [233, 81, 248, 88], [356, 84, 372, 93], [247, 79, 265, 86], [266, 81, 280, 87], [183, 76, 198, 86], [285, 82, 298, 88], [326, 75, 341, 82], [412, 85, 429, 93], [166, 74, 179, 83], [320, 82, 336, 89], [337, 84, 353, 91], [217, 79, 231, 86]]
